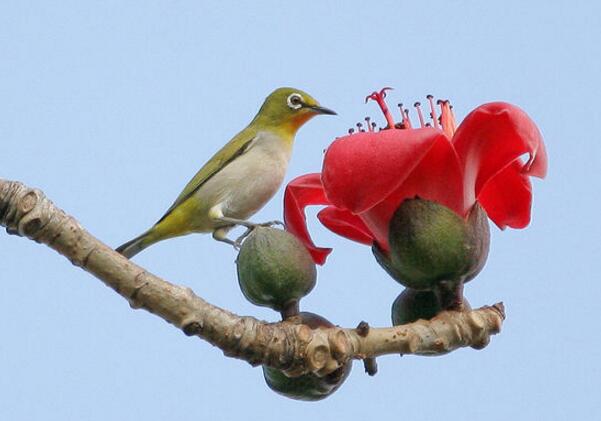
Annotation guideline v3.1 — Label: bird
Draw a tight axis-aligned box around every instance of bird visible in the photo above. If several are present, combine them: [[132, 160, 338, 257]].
[[116, 87, 336, 258]]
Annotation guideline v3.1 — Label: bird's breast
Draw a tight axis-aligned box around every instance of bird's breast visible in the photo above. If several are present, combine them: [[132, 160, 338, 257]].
[[197, 132, 293, 220]]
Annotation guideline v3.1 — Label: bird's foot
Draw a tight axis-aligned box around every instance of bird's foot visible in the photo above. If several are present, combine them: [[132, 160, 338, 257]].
[[216, 217, 284, 230], [232, 221, 284, 246], [214, 235, 242, 250], [213, 218, 285, 249], [213, 228, 242, 250], [257, 220, 285, 228], [233, 228, 253, 247]]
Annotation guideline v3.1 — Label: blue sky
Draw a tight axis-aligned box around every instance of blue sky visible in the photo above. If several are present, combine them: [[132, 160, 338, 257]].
[[1, 1, 599, 420]]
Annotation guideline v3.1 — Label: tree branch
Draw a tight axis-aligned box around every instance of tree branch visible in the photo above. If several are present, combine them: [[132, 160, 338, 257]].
[[0, 179, 505, 377]]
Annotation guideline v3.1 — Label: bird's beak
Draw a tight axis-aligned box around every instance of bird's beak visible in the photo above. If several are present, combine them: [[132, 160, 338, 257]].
[[307, 105, 337, 115]]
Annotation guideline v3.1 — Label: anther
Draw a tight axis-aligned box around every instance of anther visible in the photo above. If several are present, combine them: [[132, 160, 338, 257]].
[[357, 122, 365, 132], [348, 128, 355, 135]]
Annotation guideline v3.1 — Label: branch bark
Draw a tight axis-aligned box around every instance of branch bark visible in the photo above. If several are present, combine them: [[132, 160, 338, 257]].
[[0, 179, 505, 377]]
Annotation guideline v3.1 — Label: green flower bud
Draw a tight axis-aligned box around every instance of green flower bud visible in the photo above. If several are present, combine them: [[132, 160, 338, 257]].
[[373, 198, 490, 291], [391, 288, 471, 326], [262, 312, 352, 401], [237, 227, 317, 314]]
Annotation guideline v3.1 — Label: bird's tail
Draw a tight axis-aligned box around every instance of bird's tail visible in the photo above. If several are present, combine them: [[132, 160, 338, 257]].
[[116, 231, 155, 259]]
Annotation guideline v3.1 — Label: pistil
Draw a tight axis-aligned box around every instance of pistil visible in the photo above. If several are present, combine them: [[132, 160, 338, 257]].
[[366, 88, 396, 129]]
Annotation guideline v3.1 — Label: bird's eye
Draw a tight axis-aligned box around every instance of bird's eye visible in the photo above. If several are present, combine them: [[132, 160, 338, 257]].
[[287, 93, 303, 110]]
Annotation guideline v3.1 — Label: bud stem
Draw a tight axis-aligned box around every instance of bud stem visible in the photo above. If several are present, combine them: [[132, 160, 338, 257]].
[[434, 281, 465, 311], [280, 300, 300, 320]]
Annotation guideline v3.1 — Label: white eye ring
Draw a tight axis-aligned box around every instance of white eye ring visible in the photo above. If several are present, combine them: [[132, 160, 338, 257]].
[[287, 93, 303, 110]]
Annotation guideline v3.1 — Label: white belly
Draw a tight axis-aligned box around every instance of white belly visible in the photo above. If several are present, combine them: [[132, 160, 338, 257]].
[[194, 131, 292, 226]]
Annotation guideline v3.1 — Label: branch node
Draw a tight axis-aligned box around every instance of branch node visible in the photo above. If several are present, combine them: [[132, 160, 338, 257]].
[[306, 342, 330, 373], [18, 190, 38, 214], [82, 247, 97, 268], [433, 338, 448, 352], [492, 302, 506, 320], [182, 321, 203, 337], [22, 217, 42, 237], [356, 320, 370, 337], [470, 336, 490, 350], [129, 280, 149, 308], [363, 357, 378, 376], [328, 330, 351, 361]]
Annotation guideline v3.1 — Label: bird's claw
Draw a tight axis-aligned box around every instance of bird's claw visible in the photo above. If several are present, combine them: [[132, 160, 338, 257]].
[[234, 227, 253, 247], [217, 219, 286, 250], [230, 221, 285, 249]]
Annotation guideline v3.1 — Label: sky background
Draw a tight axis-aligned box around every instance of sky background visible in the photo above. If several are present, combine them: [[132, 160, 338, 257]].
[[1, 1, 599, 420]]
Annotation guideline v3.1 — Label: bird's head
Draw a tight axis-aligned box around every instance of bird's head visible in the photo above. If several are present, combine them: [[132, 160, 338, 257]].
[[252, 87, 336, 134]]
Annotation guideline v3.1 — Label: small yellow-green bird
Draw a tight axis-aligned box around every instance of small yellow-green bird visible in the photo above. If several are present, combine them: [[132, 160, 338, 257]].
[[116, 87, 336, 258]]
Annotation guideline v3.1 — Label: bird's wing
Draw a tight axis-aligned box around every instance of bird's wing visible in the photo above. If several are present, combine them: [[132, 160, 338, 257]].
[[156, 128, 258, 223]]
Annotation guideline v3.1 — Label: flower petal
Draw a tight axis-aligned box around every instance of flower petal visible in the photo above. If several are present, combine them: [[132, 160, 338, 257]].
[[321, 128, 446, 213], [477, 160, 533, 229], [283, 173, 333, 264], [452, 102, 547, 206], [317, 207, 374, 245], [360, 134, 466, 250]]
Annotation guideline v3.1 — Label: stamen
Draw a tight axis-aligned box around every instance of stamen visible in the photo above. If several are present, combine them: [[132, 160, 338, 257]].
[[414, 102, 425, 128], [365, 87, 396, 129], [358, 89, 456, 135], [394, 103, 412, 129], [427, 95, 440, 130], [348, 128, 355, 135], [439, 100, 456, 137], [403, 108, 412, 129]]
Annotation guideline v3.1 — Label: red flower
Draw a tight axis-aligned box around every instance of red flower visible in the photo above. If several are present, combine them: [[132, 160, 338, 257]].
[[284, 88, 548, 265]]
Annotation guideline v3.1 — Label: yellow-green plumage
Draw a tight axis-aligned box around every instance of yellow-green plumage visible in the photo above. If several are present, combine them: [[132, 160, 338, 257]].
[[116, 87, 335, 258]]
